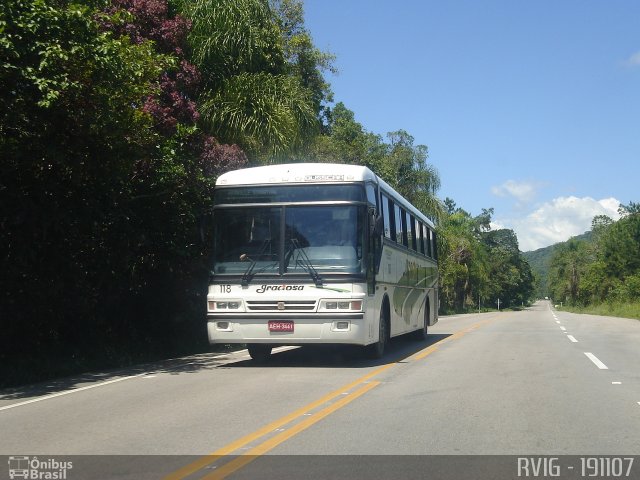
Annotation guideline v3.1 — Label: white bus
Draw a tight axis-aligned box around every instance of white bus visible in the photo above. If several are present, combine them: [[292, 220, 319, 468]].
[[207, 163, 438, 361]]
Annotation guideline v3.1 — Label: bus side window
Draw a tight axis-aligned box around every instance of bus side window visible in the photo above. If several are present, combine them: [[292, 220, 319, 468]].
[[416, 220, 424, 254], [393, 203, 402, 243], [424, 225, 431, 257], [390, 199, 398, 242], [432, 229, 438, 259], [408, 213, 417, 251], [381, 193, 392, 239], [399, 207, 408, 247]]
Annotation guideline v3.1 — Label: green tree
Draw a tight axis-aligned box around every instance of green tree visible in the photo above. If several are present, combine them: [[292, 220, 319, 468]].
[[443, 197, 458, 215], [381, 130, 442, 220], [199, 71, 317, 156], [437, 206, 534, 312], [483, 229, 533, 307], [599, 212, 640, 284], [548, 239, 591, 305], [437, 210, 488, 311], [619, 201, 640, 217], [0, 0, 246, 387], [547, 207, 640, 308], [269, 0, 336, 120], [309, 102, 384, 166], [309, 104, 443, 220], [475, 208, 494, 233], [0, 0, 169, 381], [180, 0, 327, 158]]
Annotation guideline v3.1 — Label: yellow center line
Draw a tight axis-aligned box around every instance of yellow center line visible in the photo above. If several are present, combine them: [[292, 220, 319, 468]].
[[202, 381, 380, 480], [413, 344, 439, 361], [165, 316, 495, 480], [410, 318, 493, 361], [163, 365, 394, 480]]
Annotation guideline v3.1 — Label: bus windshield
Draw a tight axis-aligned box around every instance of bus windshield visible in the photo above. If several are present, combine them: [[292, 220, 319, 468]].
[[212, 207, 281, 275], [285, 206, 363, 274], [212, 205, 365, 277]]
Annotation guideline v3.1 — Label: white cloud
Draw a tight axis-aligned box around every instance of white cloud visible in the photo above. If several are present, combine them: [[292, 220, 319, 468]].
[[623, 51, 640, 68], [491, 179, 542, 206], [495, 196, 621, 252]]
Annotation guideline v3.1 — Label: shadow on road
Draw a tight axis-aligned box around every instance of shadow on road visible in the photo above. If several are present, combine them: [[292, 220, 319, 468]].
[[0, 351, 239, 401], [225, 332, 452, 369], [0, 333, 452, 401]]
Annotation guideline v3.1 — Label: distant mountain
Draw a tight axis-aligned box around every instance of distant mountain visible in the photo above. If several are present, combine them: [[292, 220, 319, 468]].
[[522, 231, 592, 298]]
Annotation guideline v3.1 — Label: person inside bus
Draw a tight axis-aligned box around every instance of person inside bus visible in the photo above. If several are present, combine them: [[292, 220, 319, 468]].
[[246, 221, 273, 258]]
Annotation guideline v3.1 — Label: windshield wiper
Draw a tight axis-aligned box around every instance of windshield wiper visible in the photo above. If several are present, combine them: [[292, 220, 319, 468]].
[[240, 240, 270, 286], [287, 239, 323, 287]]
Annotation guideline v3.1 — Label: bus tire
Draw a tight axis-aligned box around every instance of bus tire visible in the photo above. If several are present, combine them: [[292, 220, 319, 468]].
[[413, 298, 429, 341], [367, 308, 389, 359], [248, 344, 272, 363]]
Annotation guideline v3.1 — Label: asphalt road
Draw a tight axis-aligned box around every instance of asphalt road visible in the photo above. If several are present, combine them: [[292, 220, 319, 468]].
[[1, 301, 639, 479]]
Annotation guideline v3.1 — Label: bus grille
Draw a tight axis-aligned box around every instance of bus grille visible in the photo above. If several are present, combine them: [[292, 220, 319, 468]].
[[246, 300, 317, 311]]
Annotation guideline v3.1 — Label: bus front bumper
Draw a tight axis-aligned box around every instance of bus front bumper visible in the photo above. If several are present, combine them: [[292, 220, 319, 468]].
[[207, 313, 367, 346]]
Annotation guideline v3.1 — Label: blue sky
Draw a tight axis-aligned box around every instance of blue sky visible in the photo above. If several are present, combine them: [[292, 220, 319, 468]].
[[303, 0, 640, 251]]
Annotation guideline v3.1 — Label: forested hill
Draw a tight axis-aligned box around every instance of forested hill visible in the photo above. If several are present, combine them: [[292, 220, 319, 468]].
[[523, 231, 592, 298], [542, 206, 640, 311], [524, 204, 640, 315]]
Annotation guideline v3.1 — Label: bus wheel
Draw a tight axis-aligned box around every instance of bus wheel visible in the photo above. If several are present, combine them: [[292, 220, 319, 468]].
[[248, 344, 272, 363], [413, 301, 429, 341], [367, 310, 388, 359]]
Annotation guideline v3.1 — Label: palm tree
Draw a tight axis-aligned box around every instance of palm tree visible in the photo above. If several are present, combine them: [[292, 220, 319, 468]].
[[179, 0, 319, 157], [199, 72, 317, 157]]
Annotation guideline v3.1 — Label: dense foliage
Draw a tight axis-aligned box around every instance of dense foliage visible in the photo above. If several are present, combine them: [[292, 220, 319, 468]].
[[547, 203, 640, 310], [437, 202, 534, 312], [0, 0, 247, 385], [1, 0, 534, 386], [179, 0, 333, 158], [522, 231, 594, 299], [308, 102, 443, 220]]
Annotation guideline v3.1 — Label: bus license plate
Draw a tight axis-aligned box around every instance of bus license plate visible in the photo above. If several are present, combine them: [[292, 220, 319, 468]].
[[268, 321, 294, 332]]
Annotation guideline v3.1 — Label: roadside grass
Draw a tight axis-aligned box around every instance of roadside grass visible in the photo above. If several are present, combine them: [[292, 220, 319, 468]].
[[559, 301, 640, 320]]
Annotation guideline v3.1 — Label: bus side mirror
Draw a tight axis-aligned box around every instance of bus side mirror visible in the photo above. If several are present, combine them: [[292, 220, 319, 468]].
[[369, 210, 383, 237], [375, 215, 383, 237]]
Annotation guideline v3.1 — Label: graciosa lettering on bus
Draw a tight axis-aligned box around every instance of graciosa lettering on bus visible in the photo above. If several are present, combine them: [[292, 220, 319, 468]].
[[256, 285, 305, 293], [207, 163, 439, 361]]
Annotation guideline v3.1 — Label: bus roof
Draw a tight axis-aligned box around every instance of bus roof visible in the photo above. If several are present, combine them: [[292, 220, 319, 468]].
[[216, 163, 434, 227], [216, 163, 378, 186]]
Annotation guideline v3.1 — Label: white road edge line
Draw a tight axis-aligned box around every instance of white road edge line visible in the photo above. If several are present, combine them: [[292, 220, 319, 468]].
[[1, 347, 290, 412], [567, 335, 578, 343], [0, 374, 144, 412], [0, 346, 298, 412], [560, 326, 566, 331], [584, 352, 608, 370]]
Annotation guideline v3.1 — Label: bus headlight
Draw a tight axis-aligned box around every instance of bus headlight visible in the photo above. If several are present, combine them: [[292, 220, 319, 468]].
[[319, 300, 363, 312], [208, 300, 243, 311]]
